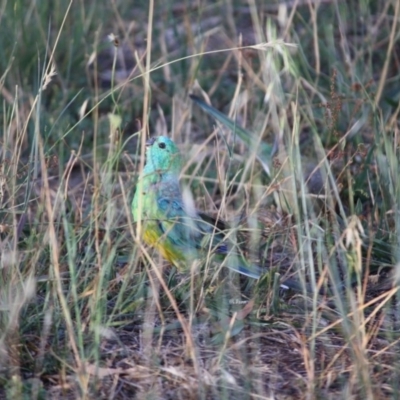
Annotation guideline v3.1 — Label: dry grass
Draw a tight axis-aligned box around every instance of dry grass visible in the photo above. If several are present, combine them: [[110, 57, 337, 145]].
[[1, 0, 400, 399]]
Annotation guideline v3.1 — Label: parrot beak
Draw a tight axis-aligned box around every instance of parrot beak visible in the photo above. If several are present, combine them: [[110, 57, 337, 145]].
[[146, 137, 156, 147]]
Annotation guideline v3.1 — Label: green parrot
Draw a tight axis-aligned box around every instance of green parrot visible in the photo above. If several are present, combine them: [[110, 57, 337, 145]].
[[132, 135, 263, 279]]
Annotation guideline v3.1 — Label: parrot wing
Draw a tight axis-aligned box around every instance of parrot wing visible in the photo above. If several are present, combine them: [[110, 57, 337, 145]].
[[156, 196, 229, 254], [156, 185, 261, 279]]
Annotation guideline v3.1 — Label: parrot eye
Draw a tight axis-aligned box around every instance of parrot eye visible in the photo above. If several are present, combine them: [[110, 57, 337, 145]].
[[158, 142, 166, 149]]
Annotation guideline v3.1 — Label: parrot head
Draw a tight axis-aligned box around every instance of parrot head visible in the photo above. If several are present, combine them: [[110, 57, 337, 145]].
[[144, 136, 182, 174]]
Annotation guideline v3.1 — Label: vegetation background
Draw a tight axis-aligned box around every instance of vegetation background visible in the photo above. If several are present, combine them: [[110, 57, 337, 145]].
[[0, 0, 400, 398]]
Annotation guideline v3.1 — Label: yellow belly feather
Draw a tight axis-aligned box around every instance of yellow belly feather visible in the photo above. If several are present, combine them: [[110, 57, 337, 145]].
[[142, 223, 187, 268]]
